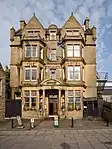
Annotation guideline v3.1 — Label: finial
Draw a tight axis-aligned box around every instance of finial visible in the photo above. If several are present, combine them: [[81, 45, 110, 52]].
[[86, 16, 89, 20], [33, 13, 35, 16], [71, 12, 73, 16]]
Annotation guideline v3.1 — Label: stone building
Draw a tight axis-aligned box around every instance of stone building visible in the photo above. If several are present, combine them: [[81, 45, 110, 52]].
[[10, 13, 97, 119], [0, 63, 5, 120]]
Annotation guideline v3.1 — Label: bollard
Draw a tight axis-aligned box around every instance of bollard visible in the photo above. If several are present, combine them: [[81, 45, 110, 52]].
[[71, 117, 74, 128], [106, 119, 109, 127], [11, 119, 14, 128], [30, 118, 35, 129]]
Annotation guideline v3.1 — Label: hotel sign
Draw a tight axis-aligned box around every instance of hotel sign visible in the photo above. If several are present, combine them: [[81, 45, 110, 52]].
[[49, 95, 57, 98]]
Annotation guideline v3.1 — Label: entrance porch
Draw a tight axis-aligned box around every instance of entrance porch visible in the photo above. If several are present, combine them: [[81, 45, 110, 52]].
[[39, 89, 66, 118]]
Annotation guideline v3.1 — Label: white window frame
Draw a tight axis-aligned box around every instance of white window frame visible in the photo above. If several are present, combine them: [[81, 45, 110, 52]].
[[32, 45, 37, 57], [25, 45, 38, 58], [68, 66, 80, 81], [24, 67, 31, 81], [24, 67, 37, 81], [24, 90, 37, 109], [31, 67, 37, 81], [67, 44, 80, 57], [66, 30, 80, 37], [25, 46, 31, 57], [68, 90, 75, 111], [27, 30, 40, 37]]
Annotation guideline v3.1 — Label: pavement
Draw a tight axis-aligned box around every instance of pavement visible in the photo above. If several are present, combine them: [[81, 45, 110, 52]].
[[0, 118, 112, 130], [0, 129, 112, 149], [0, 119, 112, 149]]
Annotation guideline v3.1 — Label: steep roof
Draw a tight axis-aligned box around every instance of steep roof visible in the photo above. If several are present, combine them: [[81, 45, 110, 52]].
[[61, 12, 83, 29], [25, 13, 44, 29]]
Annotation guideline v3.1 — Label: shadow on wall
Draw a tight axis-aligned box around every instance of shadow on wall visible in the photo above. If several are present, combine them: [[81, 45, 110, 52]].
[[60, 143, 71, 149]]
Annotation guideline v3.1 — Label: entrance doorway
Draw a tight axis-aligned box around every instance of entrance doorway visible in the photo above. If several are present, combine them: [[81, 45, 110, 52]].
[[47, 89, 58, 115]]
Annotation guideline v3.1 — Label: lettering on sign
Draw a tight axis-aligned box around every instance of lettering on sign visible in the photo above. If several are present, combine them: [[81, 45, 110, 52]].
[[49, 95, 57, 98], [26, 62, 36, 67]]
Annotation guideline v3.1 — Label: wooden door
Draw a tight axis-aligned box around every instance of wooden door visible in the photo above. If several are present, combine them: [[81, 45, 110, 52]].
[[53, 103, 58, 115]]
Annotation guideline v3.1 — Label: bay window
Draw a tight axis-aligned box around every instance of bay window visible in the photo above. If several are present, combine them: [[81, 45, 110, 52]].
[[67, 44, 80, 57], [68, 66, 80, 81], [25, 67, 37, 81]]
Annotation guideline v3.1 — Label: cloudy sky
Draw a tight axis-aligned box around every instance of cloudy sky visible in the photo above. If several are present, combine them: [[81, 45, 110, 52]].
[[0, 0, 112, 79]]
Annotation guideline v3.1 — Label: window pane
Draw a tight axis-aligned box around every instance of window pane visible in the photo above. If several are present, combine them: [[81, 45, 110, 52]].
[[25, 46, 31, 57], [31, 90, 37, 96], [31, 97, 36, 102], [27, 31, 33, 36], [68, 90, 74, 96], [66, 30, 72, 36], [73, 30, 80, 36], [32, 46, 37, 57], [68, 66, 74, 80], [74, 72, 80, 80], [24, 103, 30, 107], [68, 97, 74, 103], [24, 90, 30, 96], [74, 45, 80, 57], [75, 66, 80, 71], [31, 97, 36, 107], [25, 69, 30, 80], [32, 69, 37, 80], [50, 49, 56, 60], [40, 47, 43, 59], [67, 45, 73, 57], [75, 90, 81, 97], [50, 32, 56, 40], [25, 97, 30, 102]]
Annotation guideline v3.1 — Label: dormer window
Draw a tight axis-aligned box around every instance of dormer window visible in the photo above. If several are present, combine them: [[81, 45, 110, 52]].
[[50, 31, 56, 40], [27, 30, 40, 37], [66, 30, 80, 37]]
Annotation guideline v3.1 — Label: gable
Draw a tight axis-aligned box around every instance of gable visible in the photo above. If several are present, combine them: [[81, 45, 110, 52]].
[[62, 14, 83, 30], [25, 14, 44, 29]]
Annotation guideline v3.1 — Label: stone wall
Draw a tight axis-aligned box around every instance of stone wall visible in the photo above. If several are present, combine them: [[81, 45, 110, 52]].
[[0, 63, 5, 120]]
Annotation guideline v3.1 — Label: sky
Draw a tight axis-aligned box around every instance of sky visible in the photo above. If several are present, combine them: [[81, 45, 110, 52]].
[[0, 0, 112, 79]]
